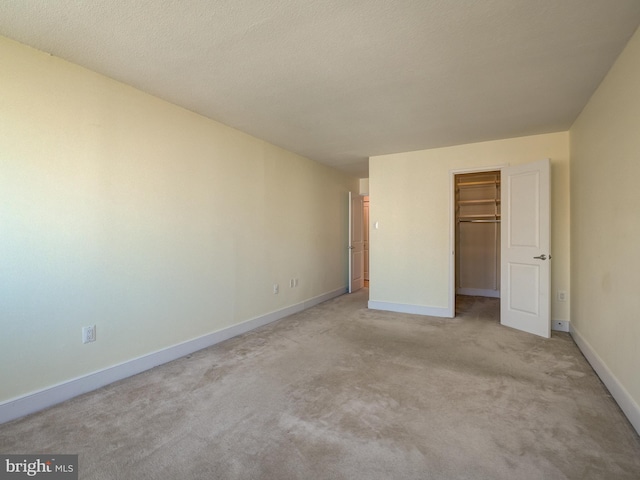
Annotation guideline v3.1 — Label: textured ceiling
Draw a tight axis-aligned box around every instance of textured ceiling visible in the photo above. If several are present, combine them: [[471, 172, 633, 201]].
[[1, 1, 640, 177]]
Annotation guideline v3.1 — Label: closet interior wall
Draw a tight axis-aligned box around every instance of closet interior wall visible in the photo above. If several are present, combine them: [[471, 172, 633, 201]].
[[455, 171, 501, 298]]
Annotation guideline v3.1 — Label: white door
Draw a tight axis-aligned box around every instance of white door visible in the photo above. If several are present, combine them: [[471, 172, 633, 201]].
[[348, 192, 364, 293], [500, 159, 551, 338]]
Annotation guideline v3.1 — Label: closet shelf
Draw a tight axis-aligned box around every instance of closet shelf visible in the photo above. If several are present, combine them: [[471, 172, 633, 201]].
[[456, 180, 501, 187], [458, 214, 501, 219], [457, 199, 501, 205], [458, 219, 501, 223]]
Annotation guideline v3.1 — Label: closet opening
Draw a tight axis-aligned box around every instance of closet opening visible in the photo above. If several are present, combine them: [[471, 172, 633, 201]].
[[454, 170, 501, 311]]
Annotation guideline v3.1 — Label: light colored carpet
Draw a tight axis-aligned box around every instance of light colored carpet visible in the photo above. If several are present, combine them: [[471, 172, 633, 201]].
[[1, 290, 639, 479]]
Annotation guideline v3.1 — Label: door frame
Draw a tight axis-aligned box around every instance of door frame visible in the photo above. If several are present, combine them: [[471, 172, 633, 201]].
[[448, 165, 507, 317]]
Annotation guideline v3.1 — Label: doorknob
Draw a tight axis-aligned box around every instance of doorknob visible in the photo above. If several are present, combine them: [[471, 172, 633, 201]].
[[533, 254, 547, 260]]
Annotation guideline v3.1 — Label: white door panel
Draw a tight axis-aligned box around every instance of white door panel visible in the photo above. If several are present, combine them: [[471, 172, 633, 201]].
[[509, 172, 540, 247], [507, 263, 539, 315]]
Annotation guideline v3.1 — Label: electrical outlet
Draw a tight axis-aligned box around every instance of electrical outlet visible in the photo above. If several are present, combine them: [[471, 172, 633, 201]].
[[82, 325, 96, 344], [557, 291, 567, 302], [273, 283, 279, 294]]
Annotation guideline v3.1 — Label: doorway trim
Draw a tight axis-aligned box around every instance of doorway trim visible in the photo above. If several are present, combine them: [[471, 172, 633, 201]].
[[448, 165, 507, 317]]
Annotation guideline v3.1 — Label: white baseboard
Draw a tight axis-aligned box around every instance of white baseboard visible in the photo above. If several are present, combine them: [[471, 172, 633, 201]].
[[570, 324, 640, 435], [368, 300, 452, 318], [456, 288, 500, 298], [0, 287, 346, 425], [551, 319, 570, 332]]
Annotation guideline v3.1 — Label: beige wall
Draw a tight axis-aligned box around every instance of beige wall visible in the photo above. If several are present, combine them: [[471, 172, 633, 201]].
[[570, 27, 640, 417], [369, 132, 570, 320], [0, 37, 357, 403]]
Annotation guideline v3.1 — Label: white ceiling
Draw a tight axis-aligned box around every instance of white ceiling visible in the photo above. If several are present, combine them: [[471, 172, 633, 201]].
[[1, 1, 639, 177]]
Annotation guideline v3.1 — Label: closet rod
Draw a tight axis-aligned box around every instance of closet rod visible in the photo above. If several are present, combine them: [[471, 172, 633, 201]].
[[458, 219, 501, 223]]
